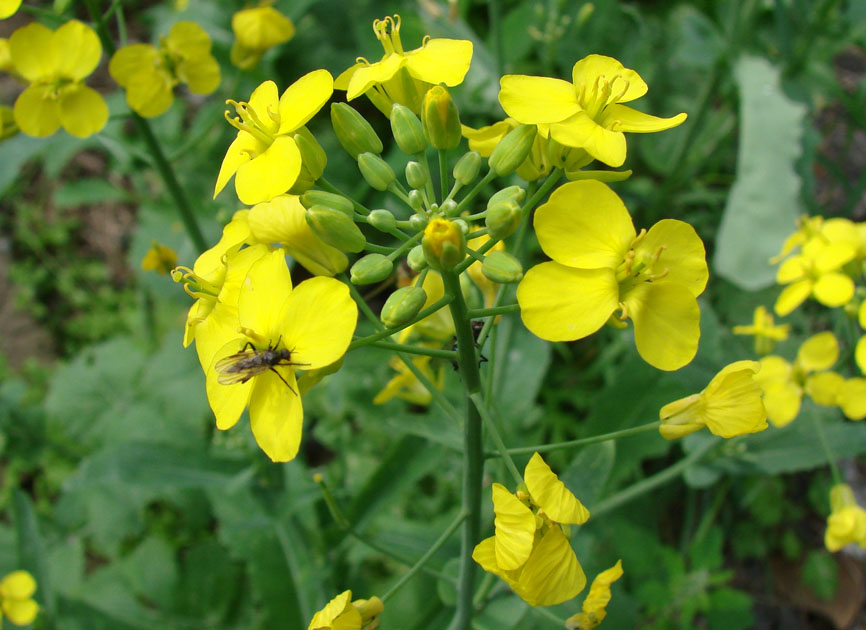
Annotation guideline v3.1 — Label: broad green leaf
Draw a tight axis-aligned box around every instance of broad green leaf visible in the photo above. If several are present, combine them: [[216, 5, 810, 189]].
[[13, 489, 54, 614], [706, 587, 755, 630], [560, 441, 616, 508], [176, 538, 243, 626], [801, 550, 838, 601]]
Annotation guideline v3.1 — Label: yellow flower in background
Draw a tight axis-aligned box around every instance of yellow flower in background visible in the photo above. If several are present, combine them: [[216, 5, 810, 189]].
[[837, 378, 866, 421], [0, 0, 20, 19], [517, 180, 708, 371], [732, 305, 790, 355], [856, 301, 866, 375], [774, 239, 855, 316], [215, 72, 333, 205], [659, 360, 767, 439], [373, 353, 445, 406], [231, 6, 295, 70], [335, 14, 472, 115], [0, 570, 39, 627], [565, 560, 624, 630], [772, 215, 862, 263], [309, 590, 384, 630], [753, 331, 841, 427], [8, 20, 108, 138], [499, 54, 687, 167], [109, 21, 220, 118], [473, 453, 589, 607], [825, 484, 866, 552], [205, 250, 357, 462], [141, 241, 178, 274]]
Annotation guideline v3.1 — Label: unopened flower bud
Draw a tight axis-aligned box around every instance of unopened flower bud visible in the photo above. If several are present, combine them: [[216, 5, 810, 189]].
[[358, 152, 396, 191], [405, 161, 427, 189], [305, 205, 366, 253], [353, 596, 385, 623], [485, 200, 522, 240], [481, 250, 524, 283], [408, 189, 424, 211], [453, 151, 481, 185], [381, 286, 427, 327], [350, 253, 394, 285], [423, 218, 465, 270], [421, 86, 462, 150], [390, 103, 427, 155], [440, 199, 457, 215], [488, 124, 536, 176], [293, 127, 327, 180], [453, 218, 469, 235], [331, 102, 383, 158], [409, 213, 428, 230], [488, 185, 525, 207], [300, 190, 354, 217], [407, 244, 427, 271], [368, 209, 396, 232]]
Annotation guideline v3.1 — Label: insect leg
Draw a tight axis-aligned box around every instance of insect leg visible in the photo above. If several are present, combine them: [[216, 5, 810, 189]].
[[269, 366, 298, 395]]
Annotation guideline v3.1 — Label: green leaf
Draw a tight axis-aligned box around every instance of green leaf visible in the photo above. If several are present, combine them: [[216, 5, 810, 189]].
[[176, 538, 243, 625], [714, 56, 807, 289], [689, 526, 724, 571], [13, 489, 55, 614], [801, 550, 838, 601], [560, 441, 616, 508], [705, 587, 754, 630], [53, 179, 130, 209]]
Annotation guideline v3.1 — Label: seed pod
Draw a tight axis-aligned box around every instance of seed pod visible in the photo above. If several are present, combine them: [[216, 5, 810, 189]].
[[485, 200, 522, 240], [481, 250, 524, 283], [407, 244, 427, 271], [358, 152, 396, 191], [305, 205, 366, 253], [350, 253, 394, 285], [390, 103, 427, 155], [331, 102, 383, 158], [488, 124, 536, 177], [368, 209, 396, 232], [405, 161, 427, 189], [423, 218, 466, 270], [381, 286, 428, 327], [453, 151, 481, 185], [301, 190, 354, 217], [421, 86, 461, 150]]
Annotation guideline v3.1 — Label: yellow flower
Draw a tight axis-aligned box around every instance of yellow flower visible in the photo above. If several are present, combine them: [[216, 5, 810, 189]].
[[473, 453, 589, 607], [517, 180, 708, 371], [141, 241, 178, 274], [772, 215, 862, 263], [856, 301, 866, 376], [499, 54, 686, 167], [825, 484, 866, 552], [0, 0, 21, 19], [565, 560, 624, 630], [463, 118, 554, 182], [837, 377, 866, 421], [373, 353, 445, 406], [230, 6, 295, 70], [774, 240, 856, 316], [659, 360, 767, 439], [732, 306, 790, 355], [215, 72, 333, 205], [8, 20, 108, 138], [309, 590, 383, 630], [422, 218, 466, 270], [247, 195, 348, 277], [109, 21, 220, 118], [753, 332, 841, 427], [0, 570, 39, 627], [205, 250, 357, 462], [335, 14, 472, 115]]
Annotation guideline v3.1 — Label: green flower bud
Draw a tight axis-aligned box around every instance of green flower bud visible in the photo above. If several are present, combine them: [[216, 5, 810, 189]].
[[481, 250, 524, 283], [350, 253, 394, 285], [407, 244, 427, 271], [390, 103, 427, 155], [488, 124, 536, 177], [293, 127, 327, 180], [485, 200, 522, 240], [300, 190, 354, 217], [453, 151, 482, 186], [460, 272, 482, 310], [305, 205, 366, 253], [421, 86, 462, 150], [409, 213, 428, 230], [405, 161, 427, 189], [440, 199, 457, 215], [368, 209, 396, 232], [423, 218, 466, 270], [488, 185, 526, 208], [381, 286, 428, 328], [408, 190, 424, 211], [453, 218, 469, 235], [331, 102, 383, 159], [358, 152, 396, 191]]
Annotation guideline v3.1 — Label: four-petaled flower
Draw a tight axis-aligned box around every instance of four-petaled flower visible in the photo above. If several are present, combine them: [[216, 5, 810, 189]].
[[732, 305, 790, 355], [230, 6, 295, 70]]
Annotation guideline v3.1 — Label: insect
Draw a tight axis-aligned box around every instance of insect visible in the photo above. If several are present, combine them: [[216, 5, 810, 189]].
[[215, 339, 305, 393]]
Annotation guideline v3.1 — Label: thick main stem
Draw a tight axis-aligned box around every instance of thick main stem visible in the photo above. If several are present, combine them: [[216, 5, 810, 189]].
[[442, 270, 483, 630]]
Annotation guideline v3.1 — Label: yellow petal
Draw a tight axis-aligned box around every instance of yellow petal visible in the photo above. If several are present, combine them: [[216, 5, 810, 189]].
[[701, 361, 768, 437], [571, 55, 647, 102], [248, 80, 281, 135], [838, 378, 866, 421], [276, 276, 357, 370], [177, 55, 220, 95], [108, 44, 159, 87], [165, 21, 212, 58], [516, 526, 586, 607], [238, 250, 293, 341], [13, 84, 60, 137], [3, 598, 39, 625], [624, 282, 700, 371], [462, 120, 514, 156], [122, 68, 174, 118], [54, 20, 101, 80], [214, 131, 261, 199], [492, 483, 536, 570], [218, 243, 271, 308], [278, 69, 334, 135], [533, 180, 635, 269], [517, 263, 618, 342], [9, 22, 58, 82], [776, 256, 807, 284], [805, 371, 844, 406], [249, 367, 302, 462], [524, 453, 589, 524], [566, 559, 623, 629], [797, 331, 838, 372], [856, 335, 866, 375], [639, 219, 708, 296], [774, 279, 812, 316], [309, 590, 353, 629], [335, 62, 362, 91], [235, 135, 302, 205], [550, 112, 627, 167], [404, 38, 473, 86], [232, 7, 295, 50], [346, 54, 405, 100], [57, 85, 108, 137], [206, 340, 255, 430], [0, 0, 21, 19], [762, 380, 802, 427], [499, 74, 580, 124], [812, 272, 854, 308], [600, 104, 687, 133], [0, 570, 36, 599], [859, 301, 866, 329]]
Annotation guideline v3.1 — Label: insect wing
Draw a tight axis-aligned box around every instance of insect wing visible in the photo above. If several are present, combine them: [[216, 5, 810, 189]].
[[215, 350, 268, 385]]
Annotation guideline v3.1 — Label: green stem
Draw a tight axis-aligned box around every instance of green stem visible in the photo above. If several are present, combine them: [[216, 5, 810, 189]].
[[319, 177, 372, 215], [489, 0, 504, 76], [453, 170, 497, 216], [387, 230, 425, 262], [364, 243, 396, 255], [367, 340, 457, 360], [476, 285, 507, 348], [496, 421, 660, 457], [348, 296, 454, 350], [811, 412, 842, 485], [438, 150, 449, 204], [84, 0, 207, 253], [420, 151, 439, 206], [442, 271, 484, 630], [470, 393, 522, 486], [592, 437, 720, 518], [454, 237, 500, 275], [381, 510, 468, 602], [468, 304, 520, 318]]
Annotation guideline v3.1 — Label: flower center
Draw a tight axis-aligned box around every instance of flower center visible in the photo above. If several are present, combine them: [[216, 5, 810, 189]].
[[615, 229, 670, 288], [224, 99, 279, 148], [575, 73, 631, 120], [171, 266, 221, 300], [372, 15, 404, 55]]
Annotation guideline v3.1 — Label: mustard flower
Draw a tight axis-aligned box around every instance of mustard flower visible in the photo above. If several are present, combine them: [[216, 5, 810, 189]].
[[335, 14, 473, 115], [422, 217, 466, 270], [517, 180, 708, 371], [247, 195, 348, 276], [772, 215, 862, 263], [8, 20, 108, 138], [732, 305, 790, 355], [141, 241, 178, 275], [216, 72, 333, 205], [473, 453, 590, 607], [837, 377, 866, 421], [565, 560, 624, 630], [231, 6, 295, 70], [753, 331, 841, 427], [309, 590, 383, 630], [825, 484, 866, 552], [499, 55, 687, 168], [109, 21, 220, 118], [774, 239, 856, 316], [0, 570, 38, 627], [205, 250, 357, 461], [0, 0, 21, 19], [659, 360, 767, 439], [373, 353, 445, 406]]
